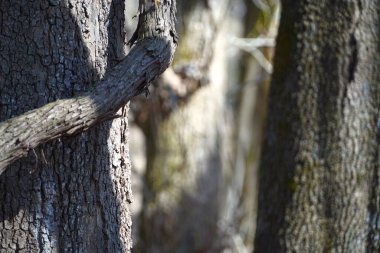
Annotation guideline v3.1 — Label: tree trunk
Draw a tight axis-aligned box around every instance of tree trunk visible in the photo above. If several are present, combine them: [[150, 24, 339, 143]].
[[0, 0, 177, 173], [133, 0, 242, 251], [131, 0, 277, 252], [255, 1, 380, 252], [0, 0, 132, 252]]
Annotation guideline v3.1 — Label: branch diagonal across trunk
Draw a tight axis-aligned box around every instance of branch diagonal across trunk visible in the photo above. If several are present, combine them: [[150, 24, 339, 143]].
[[0, 0, 177, 174]]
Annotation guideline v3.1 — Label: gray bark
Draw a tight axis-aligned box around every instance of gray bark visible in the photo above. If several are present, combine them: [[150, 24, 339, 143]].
[[0, 0, 176, 252], [255, 1, 380, 252], [0, 0, 177, 174]]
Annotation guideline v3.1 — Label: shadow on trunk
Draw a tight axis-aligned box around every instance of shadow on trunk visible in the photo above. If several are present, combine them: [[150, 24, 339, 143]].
[[0, 0, 131, 251]]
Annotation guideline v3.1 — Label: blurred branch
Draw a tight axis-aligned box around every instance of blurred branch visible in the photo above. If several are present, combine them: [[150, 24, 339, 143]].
[[251, 0, 280, 13], [230, 37, 275, 73], [231, 37, 275, 47], [251, 0, 270, 12]]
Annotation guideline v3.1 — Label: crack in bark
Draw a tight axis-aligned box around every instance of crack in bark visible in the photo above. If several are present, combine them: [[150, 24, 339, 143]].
[[348, 34, 358, 83]]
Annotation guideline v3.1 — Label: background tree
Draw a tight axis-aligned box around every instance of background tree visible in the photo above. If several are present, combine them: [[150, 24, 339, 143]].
[[255, 1, 380, 252], [130, 0, 279, 252]]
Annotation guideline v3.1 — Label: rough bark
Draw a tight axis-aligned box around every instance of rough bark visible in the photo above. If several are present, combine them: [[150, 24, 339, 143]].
[[0, 0, 176, 251], [0, 0, 177, 174], [255, 1, 380, 252]]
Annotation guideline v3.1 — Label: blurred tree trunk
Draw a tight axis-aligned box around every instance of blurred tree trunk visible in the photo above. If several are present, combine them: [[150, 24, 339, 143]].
[[0, 0, 132, 252], [255, 1, 380, 252], [131, 0, 278, 252]]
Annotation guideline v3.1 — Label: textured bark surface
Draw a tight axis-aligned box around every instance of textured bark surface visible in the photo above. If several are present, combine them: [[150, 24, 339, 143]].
[[0, 0, 134, 252], [255, 1, 380, 252], [0, 0, 177, 174]]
